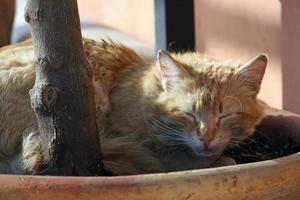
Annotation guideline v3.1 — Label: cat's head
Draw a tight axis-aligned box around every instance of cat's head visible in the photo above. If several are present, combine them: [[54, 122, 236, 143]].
[[151, 50, 266, 158]]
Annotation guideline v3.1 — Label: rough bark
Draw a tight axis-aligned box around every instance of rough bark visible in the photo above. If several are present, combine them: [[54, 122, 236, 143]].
[[0, 0, 15, 47], [25, 0, 104, 175]]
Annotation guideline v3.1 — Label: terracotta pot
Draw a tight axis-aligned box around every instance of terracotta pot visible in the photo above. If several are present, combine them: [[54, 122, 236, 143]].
[[1, 106, 300, 200]]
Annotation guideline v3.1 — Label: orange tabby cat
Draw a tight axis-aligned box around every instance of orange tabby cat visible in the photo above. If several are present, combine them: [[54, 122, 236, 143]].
[[0, 38, 266, 175]]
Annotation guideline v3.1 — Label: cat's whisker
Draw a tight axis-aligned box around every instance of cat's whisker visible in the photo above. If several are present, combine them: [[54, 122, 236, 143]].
[[151, 132, 193, 151], [227, 143, 250, 153], [154, 135, 188, 144], [149, 121, 177, 136], [254, 129, 273, 142], [154, 143, 190, 154], [166, 144, 191, 154], [147, 116, 183, 135], [175, 145, 192, 153], [158, 122, 183, 135], [243, 137, 270, 149], [155, 132, 188, 143], [226, 136, 248, 149], [155, 130, 187, 141], [228, 142, 243, 148], [230, 137, 246, 144], [229, 138, 244, 144], [147, 117, 192, 147], [158, 133, 186, 140]]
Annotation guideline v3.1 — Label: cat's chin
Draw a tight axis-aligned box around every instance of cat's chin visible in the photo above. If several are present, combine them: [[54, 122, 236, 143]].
[[193, 150, 220, 158], [191, 143, 222, 158]]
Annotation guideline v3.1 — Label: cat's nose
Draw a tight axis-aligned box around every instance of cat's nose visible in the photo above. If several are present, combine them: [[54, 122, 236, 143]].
[[200, 137, 213, 150]]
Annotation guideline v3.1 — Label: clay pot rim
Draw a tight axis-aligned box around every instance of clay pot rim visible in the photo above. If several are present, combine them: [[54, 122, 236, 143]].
[[0, 150, 299, 181]]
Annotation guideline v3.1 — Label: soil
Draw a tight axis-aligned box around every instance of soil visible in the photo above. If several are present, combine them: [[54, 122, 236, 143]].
[[224, 132, 300, 164]]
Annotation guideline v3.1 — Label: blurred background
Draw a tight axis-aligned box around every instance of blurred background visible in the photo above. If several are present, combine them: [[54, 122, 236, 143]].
[[1, 0, 300, 113]]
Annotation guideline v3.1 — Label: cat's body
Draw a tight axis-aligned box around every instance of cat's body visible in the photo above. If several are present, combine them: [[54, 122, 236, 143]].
[[0, 38, 266, 175]]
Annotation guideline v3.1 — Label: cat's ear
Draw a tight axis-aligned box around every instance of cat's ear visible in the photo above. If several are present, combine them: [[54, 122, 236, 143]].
[[157, 50, 189, 92], [236, 54, 267, 96]]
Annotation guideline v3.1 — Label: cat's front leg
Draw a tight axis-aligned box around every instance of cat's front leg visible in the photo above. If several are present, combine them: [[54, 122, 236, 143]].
[[0, 130, 43, 174], [21, 130, 44, 174]]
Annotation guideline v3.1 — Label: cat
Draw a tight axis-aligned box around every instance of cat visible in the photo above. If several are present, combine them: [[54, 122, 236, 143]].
[[0, 38, 266, 175]]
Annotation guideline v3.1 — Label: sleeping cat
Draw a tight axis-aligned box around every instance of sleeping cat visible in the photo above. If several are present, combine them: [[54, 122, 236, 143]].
[[0, 38, 266, 175]]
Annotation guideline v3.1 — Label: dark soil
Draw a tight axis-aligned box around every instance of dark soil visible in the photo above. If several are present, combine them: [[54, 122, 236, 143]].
[[224, 132, 300, 164]]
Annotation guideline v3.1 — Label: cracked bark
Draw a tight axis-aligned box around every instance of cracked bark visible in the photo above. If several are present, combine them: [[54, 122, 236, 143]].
[[25, 0, 104, 176]]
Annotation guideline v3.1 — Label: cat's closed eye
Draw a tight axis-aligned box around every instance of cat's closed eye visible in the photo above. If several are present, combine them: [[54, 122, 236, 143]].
[[219, 113, 234, 121], [218, 112, 244, 121], [183, 112, 197, 123], [171, 108, 197, 124]]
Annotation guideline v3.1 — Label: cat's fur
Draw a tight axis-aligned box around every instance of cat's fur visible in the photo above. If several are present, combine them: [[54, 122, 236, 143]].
[[0, 38, 266, 175]]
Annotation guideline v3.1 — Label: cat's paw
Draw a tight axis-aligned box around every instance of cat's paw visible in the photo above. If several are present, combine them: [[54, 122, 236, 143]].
[[210, 156, 236, 167], [22, 131, 43, 173]]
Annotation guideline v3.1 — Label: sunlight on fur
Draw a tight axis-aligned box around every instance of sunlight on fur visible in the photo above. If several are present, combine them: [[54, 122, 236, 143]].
[[0, 38, 267, 175]]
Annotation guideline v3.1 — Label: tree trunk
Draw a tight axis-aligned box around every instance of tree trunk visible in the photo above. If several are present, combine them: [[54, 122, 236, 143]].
[[0, 0, 15, 47], [25, 0, 104, 176]]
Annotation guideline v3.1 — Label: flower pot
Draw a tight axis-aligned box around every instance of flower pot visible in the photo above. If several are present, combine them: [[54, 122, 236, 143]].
[[0, 106, 299, 200]]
